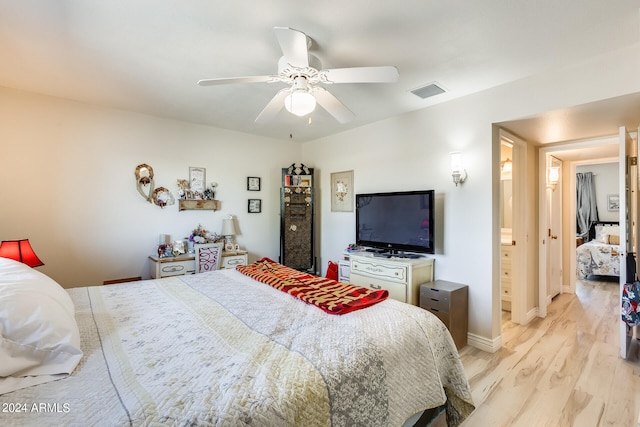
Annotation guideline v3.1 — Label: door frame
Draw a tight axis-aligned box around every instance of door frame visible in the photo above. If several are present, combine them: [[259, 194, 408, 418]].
[[538, 136, 620, 317], [618, 126, 639, 360], [500, 130, 527, 325]]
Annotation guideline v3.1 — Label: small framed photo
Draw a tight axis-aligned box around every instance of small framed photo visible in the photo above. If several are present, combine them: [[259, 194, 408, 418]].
[[189, 167, 206, 194], [248, 199, 262, 213], [608, 194, 620, 211], [247, 176, 261, 191], [331, 170, 354, 212]]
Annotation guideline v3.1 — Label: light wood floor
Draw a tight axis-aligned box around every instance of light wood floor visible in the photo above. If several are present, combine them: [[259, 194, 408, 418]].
[[459, 278, 640, 427]]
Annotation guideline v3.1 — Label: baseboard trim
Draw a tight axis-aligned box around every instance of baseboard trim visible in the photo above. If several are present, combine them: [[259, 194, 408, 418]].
[[525, 307, 539, 323], [467, 332, 501, 353]]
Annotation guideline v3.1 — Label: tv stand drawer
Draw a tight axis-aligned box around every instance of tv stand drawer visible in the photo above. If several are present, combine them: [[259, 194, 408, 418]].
[[350, 272, 407, 303], [350, 257, 408, 284], [349, 255, 433, 306]]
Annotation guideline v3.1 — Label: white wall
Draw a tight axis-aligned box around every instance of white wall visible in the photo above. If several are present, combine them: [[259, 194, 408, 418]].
[[0, 87, 298, 287], [304, 41, 640, 344], [2, 40, 639, 346], [576, 162, 620, 222]]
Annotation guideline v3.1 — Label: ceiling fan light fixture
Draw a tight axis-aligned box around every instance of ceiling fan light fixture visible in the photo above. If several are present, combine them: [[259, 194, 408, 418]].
[[284, 90, 316, 117]]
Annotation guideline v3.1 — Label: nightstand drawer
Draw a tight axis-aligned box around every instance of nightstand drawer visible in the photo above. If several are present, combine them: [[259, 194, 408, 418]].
[[160, 261, 194, 276], [420, 288, 450, 313], [429, 309, 451, 328], [221, 254, 247, 269]]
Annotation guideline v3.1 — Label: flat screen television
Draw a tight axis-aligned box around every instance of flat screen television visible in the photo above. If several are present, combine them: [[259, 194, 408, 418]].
[[355, 190, 434, 255]]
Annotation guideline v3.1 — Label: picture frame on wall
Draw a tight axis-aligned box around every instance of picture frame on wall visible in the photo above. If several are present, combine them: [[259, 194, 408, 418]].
[[189, 167, 206, 194], [330, 170, 354, 212], [608, 194, 620, 211], [248, 199, 262, 213], [247, 176, 261, 191]]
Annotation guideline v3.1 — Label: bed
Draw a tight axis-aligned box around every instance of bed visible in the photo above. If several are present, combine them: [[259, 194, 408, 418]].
[[576, 221, 621, 279], [0, 257, 474, 426]]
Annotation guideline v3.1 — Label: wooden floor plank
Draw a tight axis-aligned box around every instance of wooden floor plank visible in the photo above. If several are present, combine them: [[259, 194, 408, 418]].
[[460, 278, 640, 427]]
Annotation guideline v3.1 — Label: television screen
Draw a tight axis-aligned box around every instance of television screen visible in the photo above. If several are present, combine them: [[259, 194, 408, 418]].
[[355, 190, 434, 255]]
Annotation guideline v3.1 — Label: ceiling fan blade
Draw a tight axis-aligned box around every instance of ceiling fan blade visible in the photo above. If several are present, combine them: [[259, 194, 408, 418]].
[[313, 87, 355, 124], [255, 89, 289, 123], [274, 27, 309, 68], [198, 76, 273, 86], [321, 66, 399, 84]]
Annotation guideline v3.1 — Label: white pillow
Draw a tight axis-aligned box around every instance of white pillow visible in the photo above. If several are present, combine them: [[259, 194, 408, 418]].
[[0, 257, 83, 394], [605, 225, 620, 237], [594, 224, 619, 243]]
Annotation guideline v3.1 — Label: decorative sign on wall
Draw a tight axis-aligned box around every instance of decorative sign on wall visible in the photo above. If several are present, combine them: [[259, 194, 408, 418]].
[[189, 167, 206, 194], [330, 170, 354, 212]]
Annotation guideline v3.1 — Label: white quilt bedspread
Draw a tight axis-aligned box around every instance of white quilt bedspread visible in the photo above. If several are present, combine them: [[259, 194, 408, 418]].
[[0, 269, 473, 426], [576, 241, 620, 279]]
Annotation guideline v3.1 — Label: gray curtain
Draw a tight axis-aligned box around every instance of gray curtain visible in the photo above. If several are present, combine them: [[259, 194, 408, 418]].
[[576, 172, 598, 239]]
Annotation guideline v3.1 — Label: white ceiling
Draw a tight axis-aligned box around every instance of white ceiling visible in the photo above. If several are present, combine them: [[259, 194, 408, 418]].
[[1, 1, 639, 142]]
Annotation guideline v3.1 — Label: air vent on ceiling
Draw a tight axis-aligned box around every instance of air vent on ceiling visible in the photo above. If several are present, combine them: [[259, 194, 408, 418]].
[[410, 82, 446, 99]]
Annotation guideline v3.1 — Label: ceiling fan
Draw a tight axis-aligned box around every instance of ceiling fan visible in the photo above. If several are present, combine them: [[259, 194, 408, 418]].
[[197, 27, 399, 124]]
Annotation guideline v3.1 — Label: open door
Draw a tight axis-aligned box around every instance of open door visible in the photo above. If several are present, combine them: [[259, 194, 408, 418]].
[[618, 126, 639, 359], [548, 156, 563, 299]]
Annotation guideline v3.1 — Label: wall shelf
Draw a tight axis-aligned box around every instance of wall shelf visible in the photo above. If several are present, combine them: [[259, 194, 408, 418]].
[[178, 200, 220, 211]]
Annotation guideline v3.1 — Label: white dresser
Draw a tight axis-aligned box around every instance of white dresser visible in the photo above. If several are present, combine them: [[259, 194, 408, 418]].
[[349, 255, 434, 306], [149, 250, 248, 278]]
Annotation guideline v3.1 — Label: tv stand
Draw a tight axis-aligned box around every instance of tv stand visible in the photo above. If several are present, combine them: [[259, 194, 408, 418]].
[[349, 254, 434, 306]]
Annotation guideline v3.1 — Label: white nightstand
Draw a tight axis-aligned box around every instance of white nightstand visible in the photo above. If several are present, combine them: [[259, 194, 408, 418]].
[[149, 255, 195, 279], [221, 251, 248, 269]]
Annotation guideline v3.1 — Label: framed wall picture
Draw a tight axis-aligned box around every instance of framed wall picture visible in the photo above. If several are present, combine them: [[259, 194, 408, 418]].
[[608, 194, 620, 211], [247, 176, 261, 191], [189, 167, 206, 194], [248, 199, 262, 213], [331, 170, 354, 212]]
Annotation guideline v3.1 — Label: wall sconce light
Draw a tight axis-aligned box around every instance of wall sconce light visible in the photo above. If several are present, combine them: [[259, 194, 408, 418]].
[[501, 158, 512, 174], [547, 166, 560, 191], [450, 152, 467, 186]]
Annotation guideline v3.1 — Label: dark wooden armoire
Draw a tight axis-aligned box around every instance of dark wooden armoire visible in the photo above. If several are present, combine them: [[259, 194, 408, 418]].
[[280, 163, 315, 273]]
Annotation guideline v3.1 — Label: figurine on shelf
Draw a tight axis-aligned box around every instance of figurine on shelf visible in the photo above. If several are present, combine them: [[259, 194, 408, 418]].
[[176, 179, 190, 200], [203, 182, 218, 200], [157, 243, 173, 258]]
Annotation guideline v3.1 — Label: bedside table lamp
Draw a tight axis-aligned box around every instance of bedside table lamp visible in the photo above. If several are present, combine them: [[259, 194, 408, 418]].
[[0, 239, 44, 267], [221, 216, 237, 250]]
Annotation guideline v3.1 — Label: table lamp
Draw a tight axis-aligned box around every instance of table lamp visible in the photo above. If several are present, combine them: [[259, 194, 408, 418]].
[[0, 239, 44, 267], [221, 216, 237, 249]]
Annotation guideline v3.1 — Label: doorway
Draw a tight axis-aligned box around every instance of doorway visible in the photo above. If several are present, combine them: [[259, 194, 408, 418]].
[[499, 130, 527, 327], [500, 141, 513, 322], [538, 136, 619, 316]]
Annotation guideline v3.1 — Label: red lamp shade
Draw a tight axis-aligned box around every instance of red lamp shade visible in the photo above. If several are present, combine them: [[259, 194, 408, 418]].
[[0, 239, 44, 267]]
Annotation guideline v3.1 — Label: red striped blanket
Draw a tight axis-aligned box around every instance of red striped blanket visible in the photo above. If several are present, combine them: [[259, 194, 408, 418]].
[[236, 258, 388, 315]]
